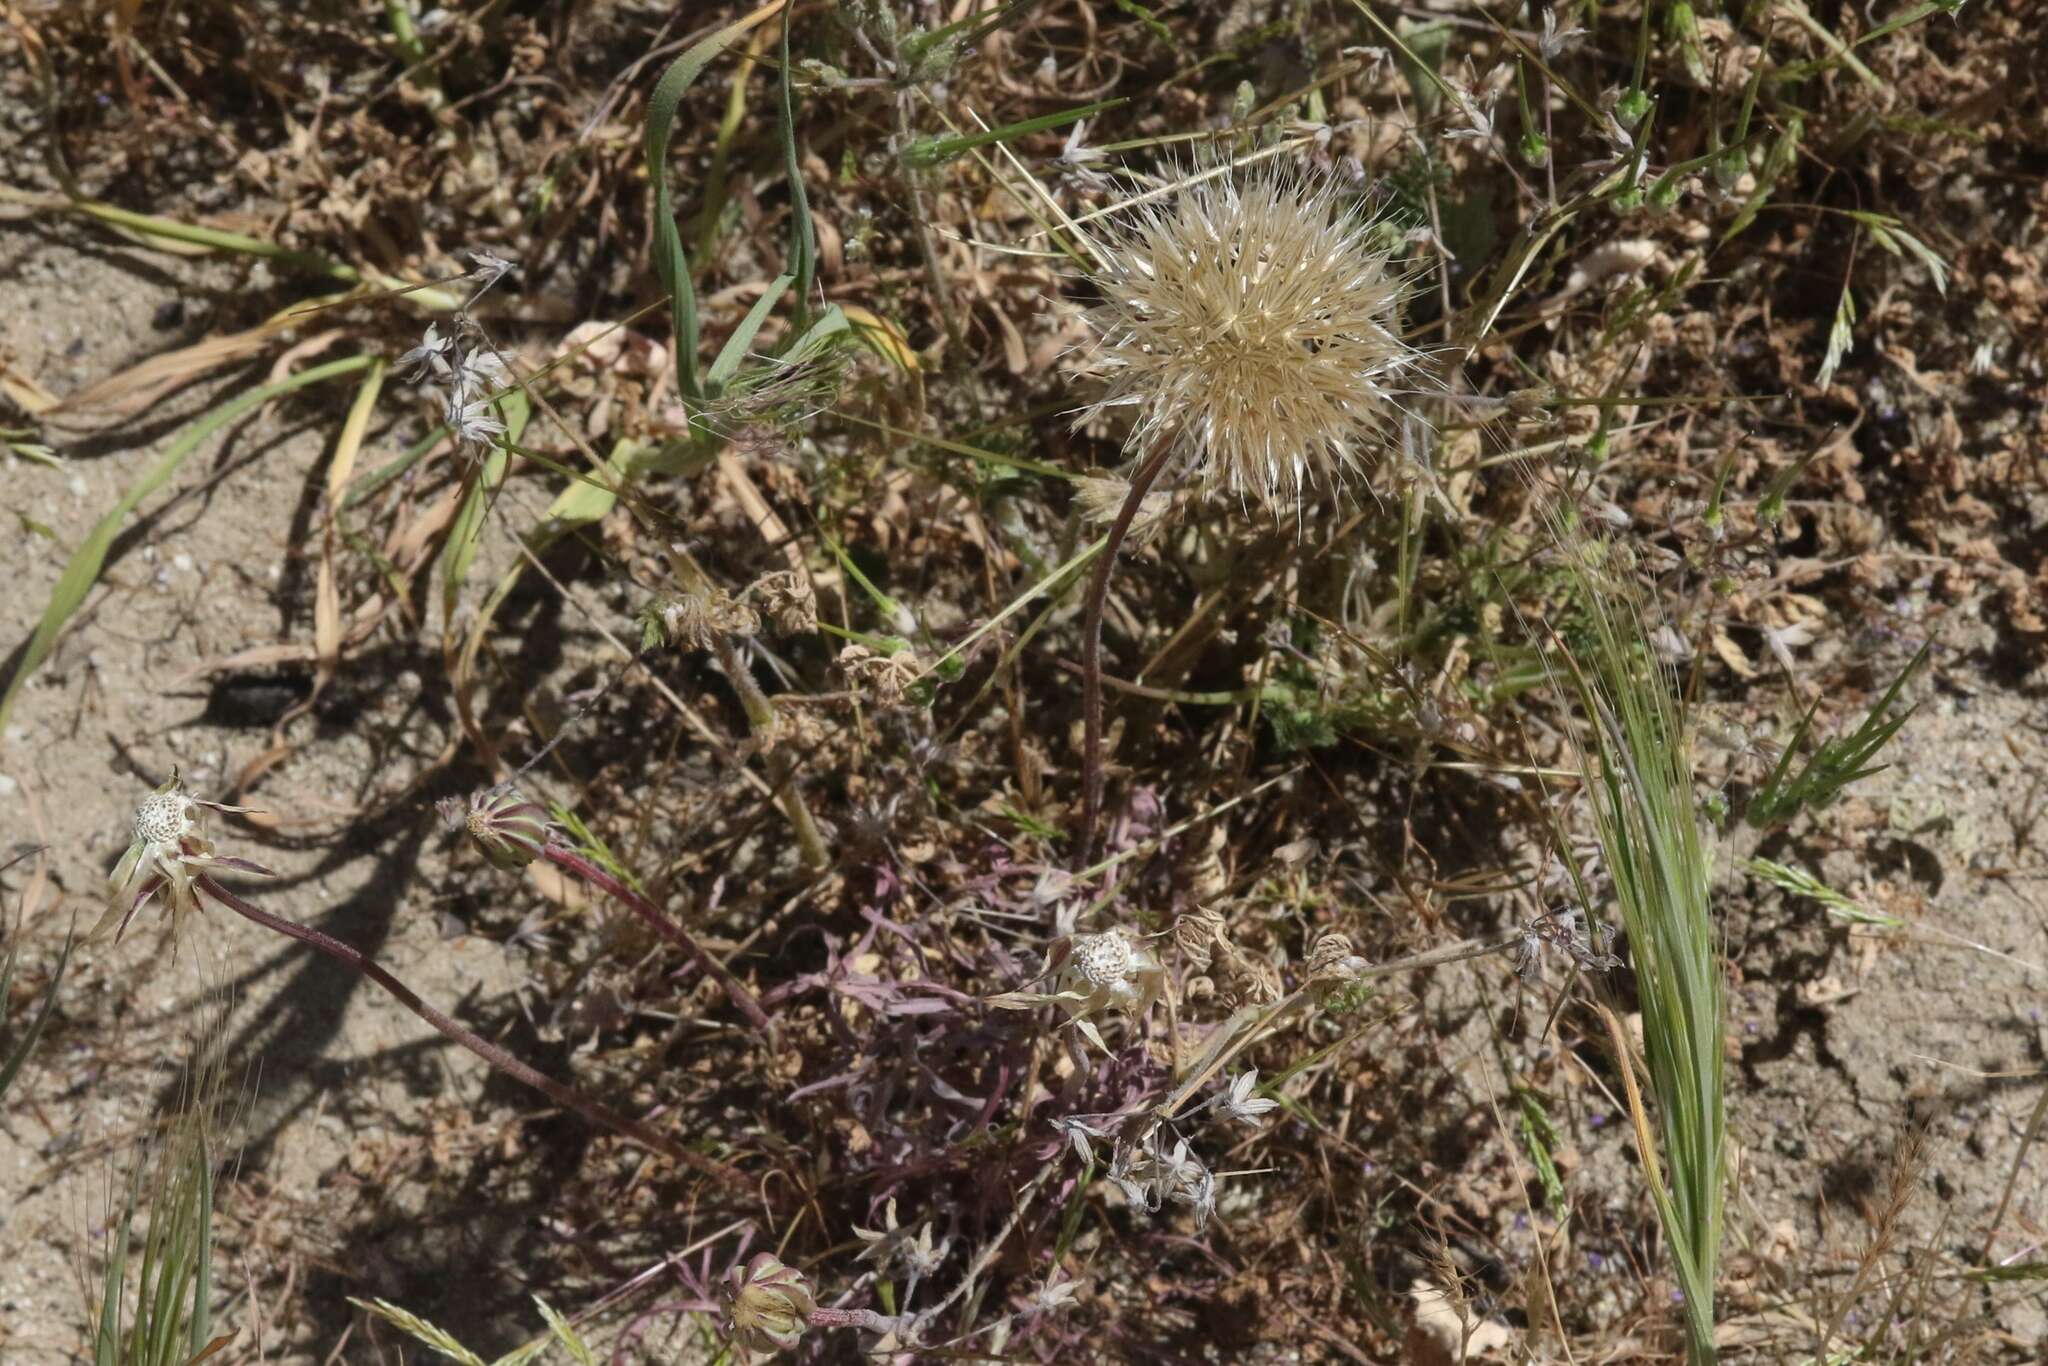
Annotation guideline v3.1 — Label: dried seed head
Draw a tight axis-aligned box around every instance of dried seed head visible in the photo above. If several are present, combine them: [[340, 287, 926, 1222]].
[[1306, 931, 1365, 983], [1070, 929, 1136, 987], [96, 773, 275, 943], [748, 570, 819, 636], [439, 787, 553, 871], [724, 1252, 814, 1356], [1048, 927, 1165, 1035], [1216, 942, 1284, 1008], [132, 788, 192, 848], [835, 642, 923, 708], [1171, 907, 1227, 971], [655, 584, 759, 651], [1073, 165, 1427, 509]]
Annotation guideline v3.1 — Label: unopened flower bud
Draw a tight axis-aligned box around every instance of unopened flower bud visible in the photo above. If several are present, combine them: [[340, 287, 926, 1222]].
[[1307, 931, 1364, 983], [1171, 907, 1226, 971], [439, 788, 553, 870], [725, 1252, 814, 1355]]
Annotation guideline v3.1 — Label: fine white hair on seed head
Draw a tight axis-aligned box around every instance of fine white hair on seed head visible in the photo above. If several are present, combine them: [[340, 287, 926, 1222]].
[[1070, 929, 1137, 987], [1071, 162, 1428, 510], [132, 789, 191, 847]]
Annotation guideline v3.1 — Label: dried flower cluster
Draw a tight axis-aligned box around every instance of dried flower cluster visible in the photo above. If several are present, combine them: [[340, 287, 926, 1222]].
[[651, 582, 760, 651], [397, 318, 511, 454], [1073, 166, 1426, 509]]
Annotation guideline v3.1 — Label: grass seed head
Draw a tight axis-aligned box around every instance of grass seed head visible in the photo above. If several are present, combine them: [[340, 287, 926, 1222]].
[[1074, 165, 1426, 509]]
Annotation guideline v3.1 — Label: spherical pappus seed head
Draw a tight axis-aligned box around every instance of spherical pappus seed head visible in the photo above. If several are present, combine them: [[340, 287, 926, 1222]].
[[1070, 929, 1136, 988], [132, 788, 193, 848], [1073, 165, 1427, 509]]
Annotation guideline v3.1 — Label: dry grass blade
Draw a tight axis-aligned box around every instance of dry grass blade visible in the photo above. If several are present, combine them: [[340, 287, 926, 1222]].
[[44, 319, 303, 427]]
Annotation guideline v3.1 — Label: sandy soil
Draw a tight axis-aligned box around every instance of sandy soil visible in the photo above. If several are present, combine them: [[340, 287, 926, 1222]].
[[0, 226, 548, 1359]]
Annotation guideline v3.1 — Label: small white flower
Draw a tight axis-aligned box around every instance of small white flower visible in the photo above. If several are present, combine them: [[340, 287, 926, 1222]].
[[94, 773, 275, 943], [903, 1221, 948, 1279], [397, 323, 455, 384], [853, 1196, 904, 1264], [444, 392, 507, 452], [1220, 1070, 1279, 1126], [1444, 80, 1502, 144], [1155, 1137, 1217, 1229], [1058, 119, 1103, 167], [467, 249, 517, 285], [1105, 1138, 1154, 1210], [1031, 1276, 1085, 1314], [451, 346, 509, 404], [1539, 10, 1587, 60], [1052, 1114, 1112, 1167]]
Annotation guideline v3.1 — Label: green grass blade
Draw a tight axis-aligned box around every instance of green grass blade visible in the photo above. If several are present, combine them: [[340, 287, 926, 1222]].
[[0, 932, 71, 1101], [779, 4, 815, 329], [67, 200, 358, 283], [440, 390, 529, 618], [646, 10, 773, 404], [188, 1157, 212, 1357], [707, 273, 794, 391], [899, 97, 1126, 169], [0, 354, 372, 737], [1548, 534, 1724, 1363], [96, 1174, 140, 1366]]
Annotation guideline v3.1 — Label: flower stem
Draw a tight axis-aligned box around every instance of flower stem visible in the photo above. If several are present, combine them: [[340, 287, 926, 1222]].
[[712, 634, 830, 872], [540, 843, 776, 1041], [196, 875, 742, 1183], [1079, 435, 1176, 863], [809, 1307, 900, 1332]]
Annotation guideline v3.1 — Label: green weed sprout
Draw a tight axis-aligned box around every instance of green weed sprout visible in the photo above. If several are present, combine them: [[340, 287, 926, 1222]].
[[1746, 644, 1929, 830], [1550, 535, 1724, 1363], [0, 853, 71, 1109], [90, 1011, 234, 1366]]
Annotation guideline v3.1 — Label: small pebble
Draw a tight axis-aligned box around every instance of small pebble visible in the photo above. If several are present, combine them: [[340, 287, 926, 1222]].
[[0, 774, 16, 797], [172, 552, 195, 574]]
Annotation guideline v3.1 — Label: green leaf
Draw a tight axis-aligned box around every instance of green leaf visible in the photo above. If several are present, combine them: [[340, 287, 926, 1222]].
[[646, 12, 772, 404], [778, 5, 815, 328], [537, 439, 640, 534], [0, 355, 372, 737], [707, 273, 794, 391], [440, 389, 529, 617], [0, 931, 72, 1102]]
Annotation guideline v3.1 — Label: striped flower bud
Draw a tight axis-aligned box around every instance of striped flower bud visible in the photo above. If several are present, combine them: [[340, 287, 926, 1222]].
[[725, 1252, 814, 1356], [439, 787, 553, 870]]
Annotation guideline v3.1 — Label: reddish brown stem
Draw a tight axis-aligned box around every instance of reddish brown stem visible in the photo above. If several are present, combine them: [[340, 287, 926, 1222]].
[[197, 874, 741, 1183], [1079, 435, 1176, 864], [541, 843, 776, 1041]]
